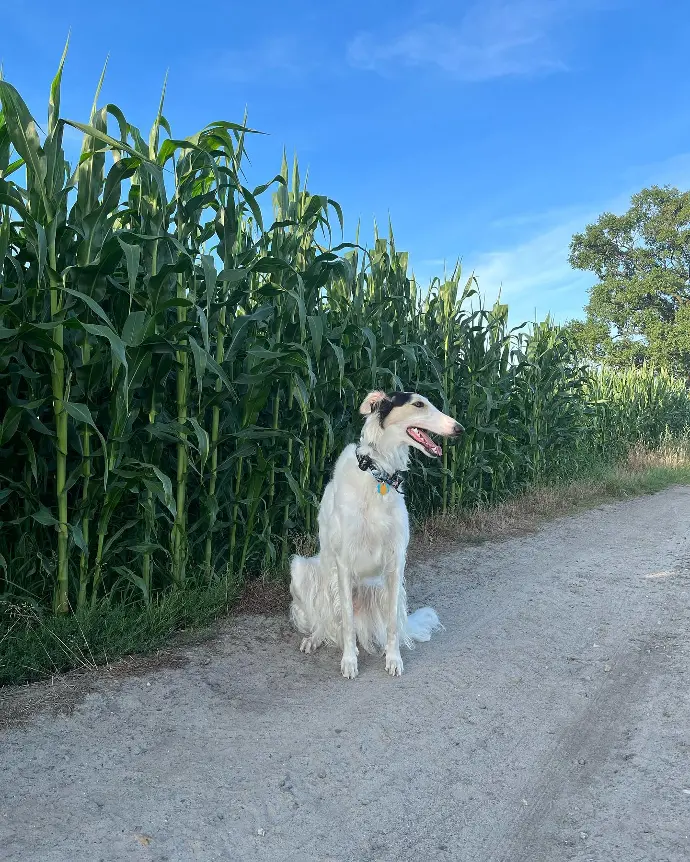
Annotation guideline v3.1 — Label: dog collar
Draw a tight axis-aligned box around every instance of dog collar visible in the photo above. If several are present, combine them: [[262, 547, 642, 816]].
[[355, 447, 405, 494]]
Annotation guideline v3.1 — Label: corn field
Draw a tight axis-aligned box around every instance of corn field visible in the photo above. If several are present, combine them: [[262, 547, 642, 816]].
[[1, 58, 689, 615]]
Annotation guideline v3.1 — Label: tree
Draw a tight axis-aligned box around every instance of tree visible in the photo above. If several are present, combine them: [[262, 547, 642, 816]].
[[567, 185, 690, 379]]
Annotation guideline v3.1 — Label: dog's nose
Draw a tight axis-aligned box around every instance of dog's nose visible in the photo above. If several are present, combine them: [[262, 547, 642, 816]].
[[453, 423, 464, 435]]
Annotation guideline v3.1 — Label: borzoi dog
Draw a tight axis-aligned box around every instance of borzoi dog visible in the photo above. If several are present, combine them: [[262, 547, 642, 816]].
[[290, 390, 463, 678]]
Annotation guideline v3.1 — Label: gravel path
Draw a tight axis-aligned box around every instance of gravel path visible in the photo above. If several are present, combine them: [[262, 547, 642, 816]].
[[2, 487, 690, 862]]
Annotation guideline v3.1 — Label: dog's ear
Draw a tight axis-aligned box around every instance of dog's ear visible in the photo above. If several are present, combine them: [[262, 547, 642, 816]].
[[359, 390, 388, 415]]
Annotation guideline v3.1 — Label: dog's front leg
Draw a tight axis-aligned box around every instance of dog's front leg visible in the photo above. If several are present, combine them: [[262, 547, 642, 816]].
[[336, 561, 358, 679], [384, 556, 405, 677]]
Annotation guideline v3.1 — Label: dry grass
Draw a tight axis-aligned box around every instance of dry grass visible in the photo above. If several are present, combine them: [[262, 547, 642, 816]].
[[626, 437, 690, 471], [411, 442, 690, 556], [291, 532, 319, 559], [232, 578, 292, 616]]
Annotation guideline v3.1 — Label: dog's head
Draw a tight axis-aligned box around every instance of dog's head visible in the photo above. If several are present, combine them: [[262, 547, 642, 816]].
[[359, 390, 463, 458]]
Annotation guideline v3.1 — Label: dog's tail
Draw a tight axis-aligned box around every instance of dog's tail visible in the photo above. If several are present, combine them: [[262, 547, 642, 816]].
[[405, 606, 444, 642]]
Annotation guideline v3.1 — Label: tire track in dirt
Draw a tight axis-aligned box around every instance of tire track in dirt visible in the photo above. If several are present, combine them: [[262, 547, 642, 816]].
[[489, 632, 669, 862]]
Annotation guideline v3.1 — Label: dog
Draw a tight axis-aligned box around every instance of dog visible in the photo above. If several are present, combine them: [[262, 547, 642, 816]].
[[289, 390, 463, 678]]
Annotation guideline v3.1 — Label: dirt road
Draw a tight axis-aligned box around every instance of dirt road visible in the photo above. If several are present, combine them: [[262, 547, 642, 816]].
[[2, 487, 690, 862]]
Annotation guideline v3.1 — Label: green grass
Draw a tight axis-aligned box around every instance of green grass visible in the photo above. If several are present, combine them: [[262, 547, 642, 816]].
[[0, 576, 240, 687]]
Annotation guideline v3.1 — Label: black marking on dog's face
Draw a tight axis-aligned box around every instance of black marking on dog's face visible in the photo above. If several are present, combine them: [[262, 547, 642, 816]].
[[377, 391, 413, 427]]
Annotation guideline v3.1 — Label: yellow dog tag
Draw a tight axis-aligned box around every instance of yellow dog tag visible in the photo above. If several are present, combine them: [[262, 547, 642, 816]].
[[377, 482, 388, 495]]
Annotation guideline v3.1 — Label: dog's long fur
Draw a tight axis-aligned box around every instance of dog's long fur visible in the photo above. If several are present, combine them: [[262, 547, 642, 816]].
[[290, 390, 462, 678]]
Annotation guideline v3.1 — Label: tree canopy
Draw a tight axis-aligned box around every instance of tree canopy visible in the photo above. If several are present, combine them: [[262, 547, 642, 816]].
[[567, 185, 690, 379]]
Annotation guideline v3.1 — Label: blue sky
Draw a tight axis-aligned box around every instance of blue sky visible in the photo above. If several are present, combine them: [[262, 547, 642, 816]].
[[5, 0, 690, 325]]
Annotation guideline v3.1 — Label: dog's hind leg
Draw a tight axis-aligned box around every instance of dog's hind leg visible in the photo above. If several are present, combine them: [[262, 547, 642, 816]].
[[299, 634, 323, 654]]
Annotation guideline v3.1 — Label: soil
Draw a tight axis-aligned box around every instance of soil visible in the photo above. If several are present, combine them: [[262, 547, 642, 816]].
[[1, 486, 689, 861]]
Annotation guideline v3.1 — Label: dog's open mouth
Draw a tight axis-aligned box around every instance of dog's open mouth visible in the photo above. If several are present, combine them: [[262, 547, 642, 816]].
[[406, 427, 442, 457]]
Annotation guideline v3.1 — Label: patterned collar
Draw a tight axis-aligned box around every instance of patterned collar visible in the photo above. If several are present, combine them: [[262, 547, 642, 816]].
[[355, 446, 405, 494]]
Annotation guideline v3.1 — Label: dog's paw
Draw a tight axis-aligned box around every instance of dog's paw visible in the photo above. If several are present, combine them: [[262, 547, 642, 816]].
[[385, 652, 404, 677], [300, 637, 320, 654], [341, 654, 359, 679]]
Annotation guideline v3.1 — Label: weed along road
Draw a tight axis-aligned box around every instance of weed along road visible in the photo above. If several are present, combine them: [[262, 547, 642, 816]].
[[2, 487, 690, 862]]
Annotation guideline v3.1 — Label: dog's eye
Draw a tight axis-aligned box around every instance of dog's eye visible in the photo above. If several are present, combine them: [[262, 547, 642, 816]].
[[413, 401, 424, 408]]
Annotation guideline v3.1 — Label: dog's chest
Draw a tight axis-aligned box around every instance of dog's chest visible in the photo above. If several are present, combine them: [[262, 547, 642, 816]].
[[345, 490, 408, 575]]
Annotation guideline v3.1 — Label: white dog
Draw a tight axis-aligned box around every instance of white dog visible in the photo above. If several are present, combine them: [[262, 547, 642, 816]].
[[290, 390, 463, 678]]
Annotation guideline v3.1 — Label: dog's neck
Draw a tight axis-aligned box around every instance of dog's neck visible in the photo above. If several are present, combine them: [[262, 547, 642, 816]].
[[358, 423, 410, 475]]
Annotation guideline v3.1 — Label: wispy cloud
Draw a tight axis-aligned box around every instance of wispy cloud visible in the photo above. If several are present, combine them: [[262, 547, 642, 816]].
[[467, 215, 594, 321], [407, 203, 601, 321], [348, 0, 607, 81], [427, 151, 690, 324]]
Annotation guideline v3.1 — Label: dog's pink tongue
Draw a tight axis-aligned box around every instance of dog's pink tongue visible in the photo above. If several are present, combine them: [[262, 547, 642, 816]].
[[410, 427, 441, 455]]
